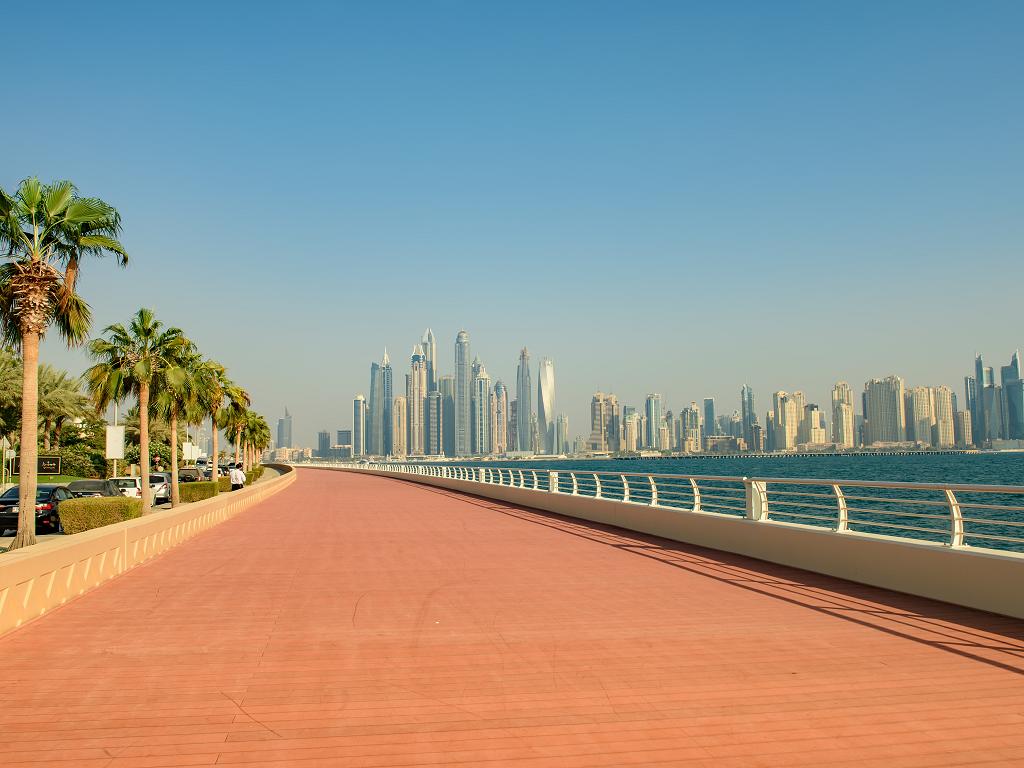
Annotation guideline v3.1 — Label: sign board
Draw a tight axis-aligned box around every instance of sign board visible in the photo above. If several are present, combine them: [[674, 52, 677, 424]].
[[182, 442, 201, 462], [105, 425, 126, 460], [12, 456, 62, 475]]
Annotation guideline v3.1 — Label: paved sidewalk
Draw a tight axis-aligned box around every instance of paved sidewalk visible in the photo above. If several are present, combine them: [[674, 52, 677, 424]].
[[0, 468, 1022, 767]]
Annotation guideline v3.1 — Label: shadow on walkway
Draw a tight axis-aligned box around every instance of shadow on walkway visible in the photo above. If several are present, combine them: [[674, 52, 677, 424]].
[[409, 480, 1024, 677]]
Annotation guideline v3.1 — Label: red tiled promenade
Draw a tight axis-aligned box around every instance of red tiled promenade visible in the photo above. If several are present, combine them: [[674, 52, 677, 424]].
[[2, 469, 1024, 767]]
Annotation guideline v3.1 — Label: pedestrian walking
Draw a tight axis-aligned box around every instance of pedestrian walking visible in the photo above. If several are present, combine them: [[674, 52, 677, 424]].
[[229, 463, 246, 491]]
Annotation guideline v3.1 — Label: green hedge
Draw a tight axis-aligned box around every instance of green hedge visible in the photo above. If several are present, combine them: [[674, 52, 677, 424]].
[[246, 465, 265, 484], [217, 477, 232, 493], [58, 497, 143, 535], [179, 481, 219, 503]]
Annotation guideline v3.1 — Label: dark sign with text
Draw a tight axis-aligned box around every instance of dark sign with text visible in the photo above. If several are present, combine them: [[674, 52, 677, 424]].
[[11, 456, 62, 475]]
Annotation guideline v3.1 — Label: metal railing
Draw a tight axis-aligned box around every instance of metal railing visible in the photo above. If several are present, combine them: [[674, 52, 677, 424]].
[[336, 462, 1024, 552]]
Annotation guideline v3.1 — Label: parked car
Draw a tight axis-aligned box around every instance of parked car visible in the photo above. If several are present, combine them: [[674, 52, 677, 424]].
[[178, 467, 204, 483], [111, 477, 143, 499], [149, 473, 171, 503], [0, 484, 73, 534], [67, 479, 121, 499]]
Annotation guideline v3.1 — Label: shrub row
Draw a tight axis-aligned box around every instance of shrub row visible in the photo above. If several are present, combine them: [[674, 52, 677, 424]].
[[217, 477, 232, 493], [179, 481, 219, 503], [246, 465, 265, 484], [58, 497, 143, 535]]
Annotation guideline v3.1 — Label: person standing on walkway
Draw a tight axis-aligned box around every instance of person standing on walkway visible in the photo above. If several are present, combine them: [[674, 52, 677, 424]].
[[229, 463, 246, 491]]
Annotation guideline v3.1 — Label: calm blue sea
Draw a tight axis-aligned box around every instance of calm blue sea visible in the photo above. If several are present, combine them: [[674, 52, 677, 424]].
[[450, 453, 1024, 552]]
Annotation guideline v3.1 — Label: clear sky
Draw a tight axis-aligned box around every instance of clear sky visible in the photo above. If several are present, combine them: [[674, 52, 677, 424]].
[[5, 1, 1023, 446]]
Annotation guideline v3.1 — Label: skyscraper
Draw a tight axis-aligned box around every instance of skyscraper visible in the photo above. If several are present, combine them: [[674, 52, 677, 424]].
[[771, 392, 799, 451], [422, 328, 437, 392], [454, 331, 471, 456], [276, 408, 293, 449], [391, 396, 408, 456], [492, 380, 509, 454], [645, 394, 663, 449], [1001, 350, 1023, 440], [932, 385, 955, 447], [516, 348, 532, 454], [905, 386, 934, 445], [831, 381, 855, 448], [680, 403, 701, 452], [703, 398, 717, 437], [317, 430, 330, 457], [555, 413, 569, 455], [537, 357, 555, 454], [588, 393, 619, 452], [471, 363, 492, 455], [863, 376, 906, 445], [439, 375, 456, 457], [425, 391, 443, 455], [974, 354, 989, 444], [408, 345, 427, 455], [740, 385, 757, 447], [368, 360, 383, 455], [352, 396, 366, 456]]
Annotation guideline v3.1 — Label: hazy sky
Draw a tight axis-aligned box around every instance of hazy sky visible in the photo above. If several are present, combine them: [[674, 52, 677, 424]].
[[5, 1, 1023, 446]]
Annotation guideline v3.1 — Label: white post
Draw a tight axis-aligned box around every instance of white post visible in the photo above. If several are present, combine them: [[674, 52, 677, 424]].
[[648, 475, 658, 506], [745, 478, 769, 521], [549, 471, 558, 493], [946, 489, 964, 547], [833, 484, 848, 532], [621, 475, 629, 502], [690, 478, 701, 513]]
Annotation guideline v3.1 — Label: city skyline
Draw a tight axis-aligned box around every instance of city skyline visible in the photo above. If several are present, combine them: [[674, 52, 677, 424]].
[[296, 325, 1022, 457]]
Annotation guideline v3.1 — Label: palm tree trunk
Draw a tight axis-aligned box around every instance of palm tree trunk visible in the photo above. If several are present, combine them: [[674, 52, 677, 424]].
[[10, 331, 40, 550], [139, 382, 152, 513], [210, 412, 218, 485], [43, 419, 51, 452], [234, 426, 242, 466], [169, 406, 179, 507]]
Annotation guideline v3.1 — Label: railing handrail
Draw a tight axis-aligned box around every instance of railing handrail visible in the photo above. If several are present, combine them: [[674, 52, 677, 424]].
[[331, 460, 1024, 553]]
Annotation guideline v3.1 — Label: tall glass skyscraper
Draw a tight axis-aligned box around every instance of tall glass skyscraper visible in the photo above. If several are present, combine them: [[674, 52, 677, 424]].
[[703, 398, 717, 437], [492, 380, 508, 454], [740, 385, 756, 447], [645, 394, 663, 449], [537, 358, 555, 454], [408, 345, 427, 455], [352, 395, 366, 456], [422, 328, 437, 392], [439, 375, 456, 457], [454, 331, 471, 456], [425, 391, 443, 455], [516, 348, 532, 453], [276, 408, 292, 449], [368, 361, 383, 455], [471, 364, 492, 455], [381, 351, 392, 455]]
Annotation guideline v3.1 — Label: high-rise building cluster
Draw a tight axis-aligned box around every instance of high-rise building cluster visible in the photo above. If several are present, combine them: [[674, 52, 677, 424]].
[[330, 342, 1024, 458], [349, 329, 568, 458]]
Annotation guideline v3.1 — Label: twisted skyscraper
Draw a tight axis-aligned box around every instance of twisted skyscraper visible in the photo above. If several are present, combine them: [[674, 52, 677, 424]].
[[537, 358, 555, 454]]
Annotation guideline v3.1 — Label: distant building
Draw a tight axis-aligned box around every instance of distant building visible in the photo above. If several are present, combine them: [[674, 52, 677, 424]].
[[408, 345, 427, 455], [680, 403, 701, 452], [931, 386, 956, 447], [555, 414, 569, 454], [740, 385, 757, 447], [425, 391, 443, 455], [537, 358, 555, 454], [515, 348, 532, 453], [904, 386, 934, 445], [455, 331, 471, 456], [391, 396, 408, 456], [863, 376, 906, 445], [798, 404, 827, 446], [352, 395, 366, 456], [703, 398, 718, 436], [645, 394, 663, 449], [831, 382, 855, 449], [316, 430, 330, 457], [588, 392, 619, 452], [277, 408, 293, 449], [336, 429, 351, 446], [422, 328, 437, 392], [491, 380, 509, 454], [472, 364, 492, 455], [439, 375, 456, 457], [955, 410, 973, 448]]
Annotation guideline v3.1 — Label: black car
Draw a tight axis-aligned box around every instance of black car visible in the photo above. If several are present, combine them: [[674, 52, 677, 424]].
[[0, 484, 73, 534], [67, 479, 121, 499], [178, 467, 204, 483]]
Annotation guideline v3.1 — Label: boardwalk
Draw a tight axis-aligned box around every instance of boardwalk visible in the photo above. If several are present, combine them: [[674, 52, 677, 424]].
[[2, 468, 1023, 767]]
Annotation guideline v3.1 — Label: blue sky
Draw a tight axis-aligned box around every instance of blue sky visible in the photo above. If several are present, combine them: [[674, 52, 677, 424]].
[[5, 1, 1023, 445]]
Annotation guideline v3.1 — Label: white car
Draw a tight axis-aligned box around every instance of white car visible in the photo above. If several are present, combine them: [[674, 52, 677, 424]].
[[111, 477, 143, 499]]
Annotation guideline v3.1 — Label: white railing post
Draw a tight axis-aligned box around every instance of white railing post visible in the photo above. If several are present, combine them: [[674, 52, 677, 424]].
[[571, 472, 578, 495], [621, 474, 629, 503], [833, 484, 848, 532], [946, 489, 964, 547], [531, 471, 539, 490], [478, 467, 486, 483], [745, 478, 769, 521], [517, 469, 525, 487], [549, 471, 558, 493], [690, 478, 701, 513], [649, 475, 658, 507], [594, 473, 602, 498]]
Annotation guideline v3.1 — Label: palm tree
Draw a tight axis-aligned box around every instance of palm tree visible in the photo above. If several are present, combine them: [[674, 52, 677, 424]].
[[0, 178, 127, 549], [193, 359, 246, 482], [37, 365, 89, 451], [240, 411, 270, 471], [0, 347, 21, 442], [85, 309, 188, 513], [153, 343, 199, 507]]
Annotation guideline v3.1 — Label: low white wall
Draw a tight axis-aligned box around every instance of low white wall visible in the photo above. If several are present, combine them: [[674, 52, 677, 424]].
[[321, 467, 1024, 620], [0, 465, 296, 637]]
